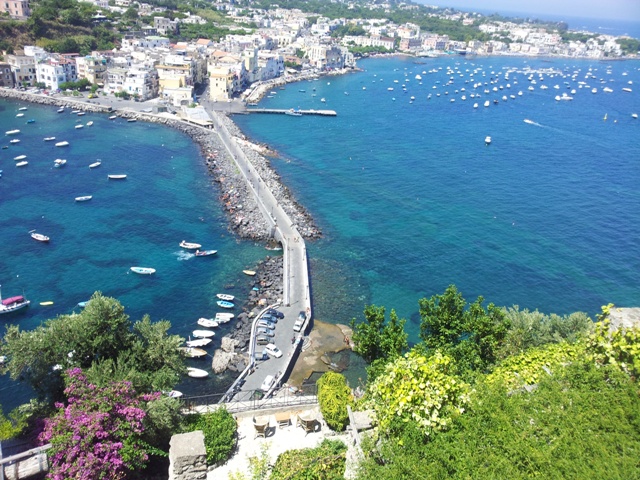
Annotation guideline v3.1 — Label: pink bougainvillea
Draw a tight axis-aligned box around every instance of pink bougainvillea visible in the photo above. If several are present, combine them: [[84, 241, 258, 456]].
[[39, 368, 159, 480]]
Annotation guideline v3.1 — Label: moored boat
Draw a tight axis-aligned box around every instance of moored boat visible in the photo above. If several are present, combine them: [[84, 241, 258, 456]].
[[9, 139, 20, 144], [55, 141, 69, 147], [197, 318, 219, 328], [195, 249, 217, 256], [108, 115, 117, 120], [130, 266, 156, 275], [30, 230, 50, 242], [186, 338, 212, 348], [180, 240, 202, 249], [180, 347, 207, 358], [75, 195, 92, 202], [75, 124, 84, 129], [216, 293, 235, 301], [86, 121, 94, 127], [108, 174, 127, 179], [193, 330, 215, 339], [54, 159, 67, 168], [166, 390, 183, 398], [89, 160, 101, 168], [15, 161, 28, 167], [13, 155, 27, 161], [485, 136, 492, 145], [217, 300, 234, 309], [0, 287, 30, 315], [6, 129, 20, 135], [215, 312, 234, 322], [187, 367, 209, 378], [44, 137, 56, 141], [242, 270, 256, 276]]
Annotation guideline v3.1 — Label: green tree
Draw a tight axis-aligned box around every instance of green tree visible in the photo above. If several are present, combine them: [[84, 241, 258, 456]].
[[418, 285, 510, 373], [350, 305, 408, 363], [317, 372, 352, 431], [0, 293, 185, 402]]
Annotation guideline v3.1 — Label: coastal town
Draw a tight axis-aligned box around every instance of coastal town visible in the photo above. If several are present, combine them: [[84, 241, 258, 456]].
[[0, 0, 638, 105]]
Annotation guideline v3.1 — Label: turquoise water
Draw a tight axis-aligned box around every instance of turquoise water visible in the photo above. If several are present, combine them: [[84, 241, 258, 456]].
[[234, 56, 640, 342], [0, 102, 266, 411]]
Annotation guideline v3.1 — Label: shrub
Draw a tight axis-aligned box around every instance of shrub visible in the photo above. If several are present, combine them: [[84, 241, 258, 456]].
[[184, 408, 237, 465], [317, 372, 352, 431], [270, 439, 347, 480]]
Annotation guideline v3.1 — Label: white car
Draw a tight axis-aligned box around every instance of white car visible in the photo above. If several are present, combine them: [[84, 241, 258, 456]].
[[265, 343, 283, 358], [260, 374, 275, 392]]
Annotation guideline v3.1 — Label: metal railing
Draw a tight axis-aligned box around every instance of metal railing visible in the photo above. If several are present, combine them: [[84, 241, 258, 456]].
[[185, 382, 318, 414]]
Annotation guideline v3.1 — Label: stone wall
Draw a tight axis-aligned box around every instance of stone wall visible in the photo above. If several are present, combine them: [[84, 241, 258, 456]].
[[168, 431, 207, 480]]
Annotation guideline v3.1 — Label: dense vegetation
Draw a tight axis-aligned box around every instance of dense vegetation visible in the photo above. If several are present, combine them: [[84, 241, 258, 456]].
[[317, 371, 352, 431], [348, 286, 640, 478], [183, 408, 238, 465], [269, 439, 347, 480]]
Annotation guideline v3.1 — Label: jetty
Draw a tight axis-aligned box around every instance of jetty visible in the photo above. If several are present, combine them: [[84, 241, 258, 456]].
[[246, 108, 337, 116]]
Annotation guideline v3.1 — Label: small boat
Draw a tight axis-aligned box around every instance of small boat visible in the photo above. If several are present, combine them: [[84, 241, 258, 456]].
[[30, 230, 50, 242], [75, 196, 92, 202], [77, 301, 88, 308], [197, 318, 219, 328], [54, 159, 67, 168], [77, 112, 86, 116], [216, 293, 235, 301], [0, 287, 30, 315], [16, 113, 24, 118], [86, 121, 93, 127], [9, 139, 20, 144], [186, 338, 212, 348], [285, 109, 303, 116], [320, 98, 326, 103], [215, 312, 234, 322], [127, 118, 137, 123], [15, 161, 28, 167], [108, 174, 127, 180], [6, 129, 20, 135], [180, 240, 202, 249], [108, 115, 117, 120], [13, 155, 27, 161], [524, 119, 535, 125], [18, 107, 28, 111], [57, 108, 65, 113], [195, 249, 217, 256], [166, 390, 183, 398], [130, 266, 156, 275], [485, 136, 492, 145], [187, 367, 209, 378], [622, 87, 632, 93], [180, 347, 207, 358], [71, 110, 79, 114], [75, 124, 84, 129], [55, 141, 69, 147], [40, 301, 53, 306], [632, 113, 638, 119], [217, 300, 234, 309], [89, 161, 101, 168], [44, 137, 56, 141], [243, 270, 256, 276], [193, 330, 215, 339], [26, 119, 35, 124]]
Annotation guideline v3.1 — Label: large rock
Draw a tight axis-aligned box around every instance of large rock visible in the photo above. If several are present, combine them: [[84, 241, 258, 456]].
[[221, 336, 240, 353], [211, 349, 235, 374]]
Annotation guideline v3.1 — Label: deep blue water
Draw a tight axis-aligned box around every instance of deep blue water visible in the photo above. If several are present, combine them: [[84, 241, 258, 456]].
[[0, 104, 266, 412], [233, 56, 640, 343]]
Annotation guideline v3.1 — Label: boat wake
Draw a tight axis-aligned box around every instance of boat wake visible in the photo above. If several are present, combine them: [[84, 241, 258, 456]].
[[174, 250, 194, 261]]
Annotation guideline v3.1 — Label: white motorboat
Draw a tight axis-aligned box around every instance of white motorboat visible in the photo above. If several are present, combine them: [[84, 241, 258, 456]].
[[15, 161, 28, 167], [9, 139, 20, 144], [216, 293, 235, 301], [89, 160, 101, 168], [215, 312, 234, 323], [13, 155, 27, 161], [75, 196, 92, 202], [6, 129, 20, 135], [180, 347, 207, 358], [130, 266, 156, 275], [485, 136, 492, 145], [187, 367, 209, 378], [0, 286, 30, 315], [197, 318, 219, 328], [54, 159, 67, 168], [44, 137, 56, 141], [55, 141, 69, 147], [179, 240, 202, 249], [30, 230, 50, 242], [193, 330, 215, 339], [108, 174, 127, 179], [86, 121, 94, 126], [186, 338, 212, 348], [75, 124, 84, 130]]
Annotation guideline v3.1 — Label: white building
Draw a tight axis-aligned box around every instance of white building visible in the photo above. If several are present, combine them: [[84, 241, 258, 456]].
[[36, 58, 78, 90]]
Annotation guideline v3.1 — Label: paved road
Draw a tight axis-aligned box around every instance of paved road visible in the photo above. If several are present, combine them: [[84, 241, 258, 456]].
[[205, 106, 311, 397]]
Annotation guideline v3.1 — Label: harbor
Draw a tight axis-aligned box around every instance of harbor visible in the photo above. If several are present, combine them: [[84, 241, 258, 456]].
[[245, 108, 337, 116]]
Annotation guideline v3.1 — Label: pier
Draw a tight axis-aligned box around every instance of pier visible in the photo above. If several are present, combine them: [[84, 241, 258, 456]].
[[246, 108, 337, 116]]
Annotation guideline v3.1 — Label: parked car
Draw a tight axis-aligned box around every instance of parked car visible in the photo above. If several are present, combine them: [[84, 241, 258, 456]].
[[265, 343, 283, 358], [294, 311, 306, 332], [260, 374, 275, 392], [256, 327, 275, 337], [266, 308, 285, 319], [257, 320, 276, 330], [261, 314, 278, 323], [256, 336, 270, 346]]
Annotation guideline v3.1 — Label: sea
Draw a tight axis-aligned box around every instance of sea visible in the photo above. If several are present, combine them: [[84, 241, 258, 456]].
[[2, 54, 640, 411]]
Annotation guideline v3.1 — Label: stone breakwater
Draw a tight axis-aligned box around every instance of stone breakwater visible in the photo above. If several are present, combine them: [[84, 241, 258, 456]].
[[0, 89, 320, 241], [211, 256, 284, 374]]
